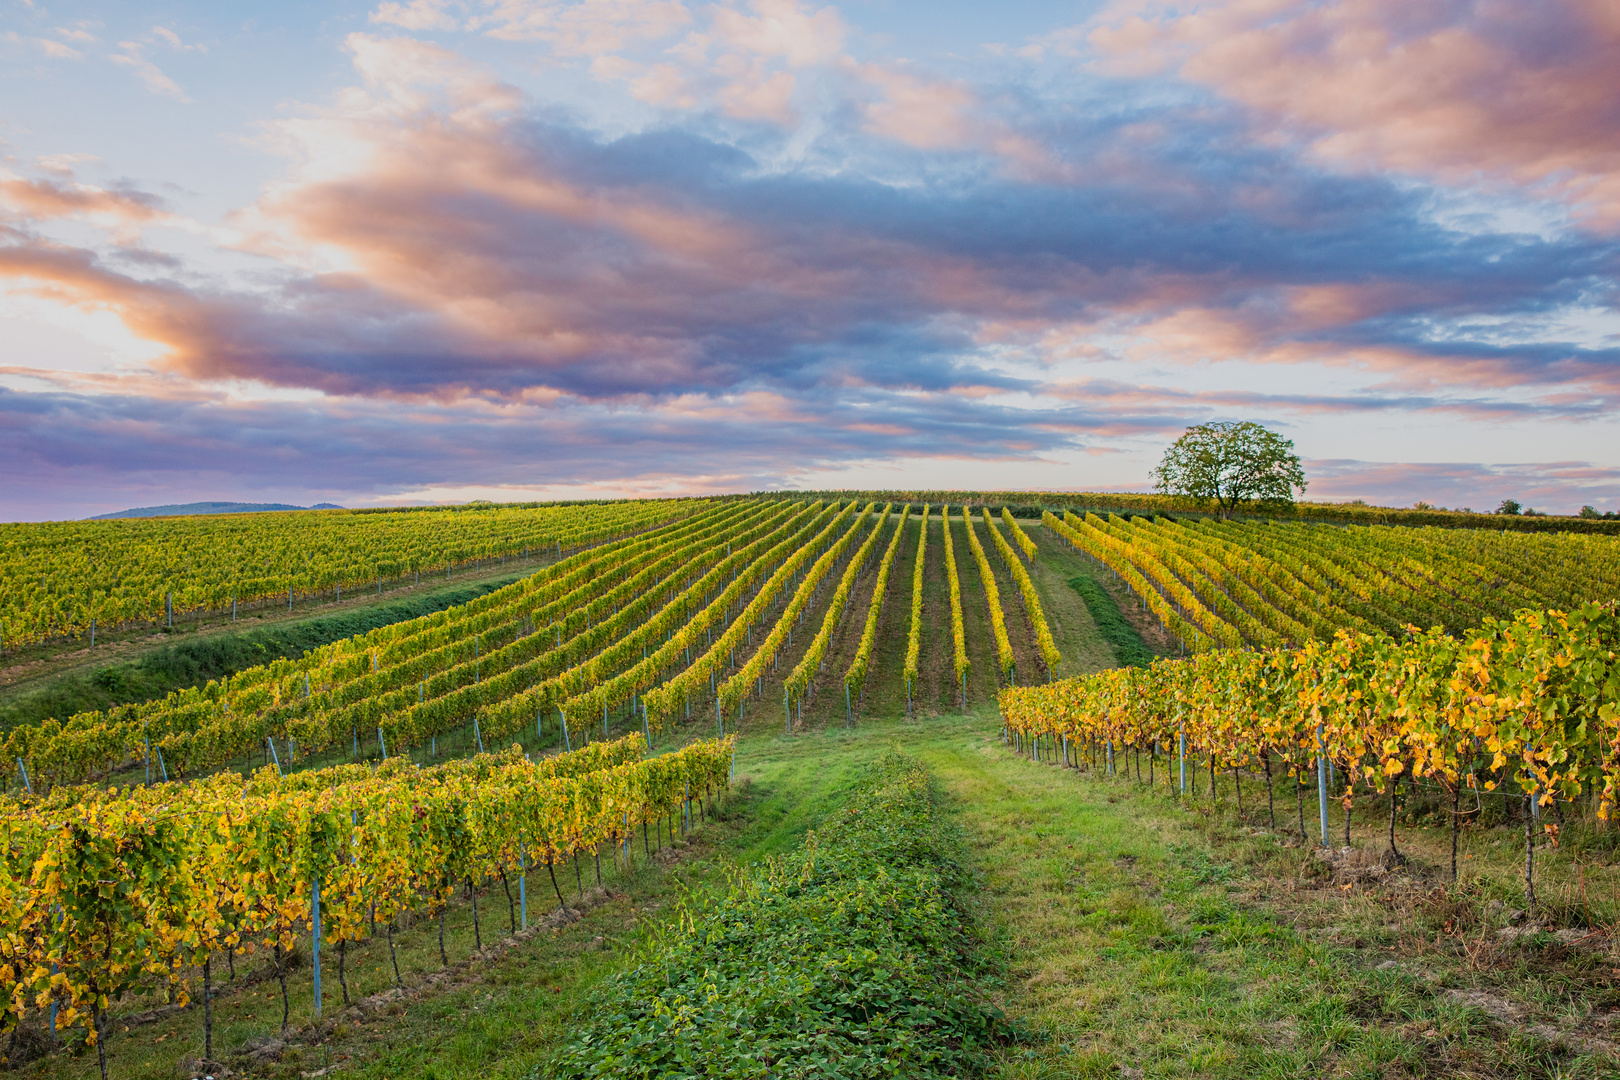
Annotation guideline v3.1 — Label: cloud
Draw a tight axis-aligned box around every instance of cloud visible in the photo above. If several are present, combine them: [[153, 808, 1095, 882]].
[[36, 37, 82, 59], [856, 65, 975, 150], [9, 35, 1619, 420], [110, 41, 189, 100], [52, 25, 98, 45], [0, 172, 169, 227], [708, 0, 844, 68], [6, 8, 1620, 516], [1088, 0, 1620, 229], [1037, 375, 1610, 425], [372, 0, 465, 31], [148, 26, 205, 52], [2, 31, 86, 59], [1306, 459, 1620, 515], [457, 0, 843, 129], [0, 375, 1098, 520], [476, 0, 691, 53]]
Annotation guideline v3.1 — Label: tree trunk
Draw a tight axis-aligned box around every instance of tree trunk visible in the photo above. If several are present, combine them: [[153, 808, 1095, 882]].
[[1264, 752, 1275, 829], [338, 939, 350, 1006], [1386, 781, 1404, 865], [1296, 770, 1306, 838], [275, 942, 290, 1033], [1450, 781, 1461, 883], [547, 858, 568, 910], [387, 921, 403, 989], [94, 1006, 108, 1080], [204, 954, 214, 1059], [1524, 792, 1538, 917]]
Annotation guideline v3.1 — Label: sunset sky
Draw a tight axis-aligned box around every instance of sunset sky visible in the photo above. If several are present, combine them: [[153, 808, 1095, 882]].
[[2, 0, 1617, 520]]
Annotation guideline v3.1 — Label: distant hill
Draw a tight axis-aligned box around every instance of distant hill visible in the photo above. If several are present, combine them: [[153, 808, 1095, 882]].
[[89, 502, 346, 520]]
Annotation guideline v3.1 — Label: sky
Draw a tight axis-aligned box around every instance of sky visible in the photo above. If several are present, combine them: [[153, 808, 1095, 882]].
[[1, 0, 1617, 521]]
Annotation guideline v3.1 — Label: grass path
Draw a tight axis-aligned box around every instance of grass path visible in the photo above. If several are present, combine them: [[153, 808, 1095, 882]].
[[926, 715, 1620, 1080], [918, 717, 1428, 1078]]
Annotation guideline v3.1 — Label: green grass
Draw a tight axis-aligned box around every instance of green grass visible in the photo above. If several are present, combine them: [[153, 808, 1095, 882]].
[[1063, 574, 1156, 668], [945, 724, 1620, 1080], [551, 751, 1009, 1078]]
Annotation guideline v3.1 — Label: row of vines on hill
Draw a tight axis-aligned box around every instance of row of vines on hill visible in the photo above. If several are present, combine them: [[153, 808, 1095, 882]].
[[903, 504, 930, 711], [846, 506, 910, 707], [12, 498, 1079, 791], [7, 502, 798, 785], [1, 733, 731, 1074], [0, 500, 693, 649], [1000, 602, 1620, 908], [1045, 508, 1620, 655]]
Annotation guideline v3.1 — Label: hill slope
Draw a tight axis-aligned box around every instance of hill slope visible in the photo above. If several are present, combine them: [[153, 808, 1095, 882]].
[[89, 501, 345, 519]]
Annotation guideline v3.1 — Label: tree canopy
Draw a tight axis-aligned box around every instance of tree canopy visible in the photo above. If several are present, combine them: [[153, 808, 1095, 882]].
[[1151, 421, 1307, 513]]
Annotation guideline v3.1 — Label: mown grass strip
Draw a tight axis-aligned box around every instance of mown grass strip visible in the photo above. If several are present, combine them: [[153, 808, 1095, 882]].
[[548, 750, 1010, 1079], [1067, 574, 1156, 668]]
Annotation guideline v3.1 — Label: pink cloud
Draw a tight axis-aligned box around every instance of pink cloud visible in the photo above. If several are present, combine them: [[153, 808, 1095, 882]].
[[708, 0, 844, 67], [109, 39, 189, 101], [372, 0, 464, 31], [1307, 459, 1620, 515], [475, 0, 692, 54], [0, 174, 168, 227], [1090, 0, 1620, 228], [857, 65, 975, 150]]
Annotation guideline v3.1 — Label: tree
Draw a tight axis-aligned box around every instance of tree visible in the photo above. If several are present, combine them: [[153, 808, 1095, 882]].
[[1151, 421, 1306, 515], [1497, 499, 1522, 515]]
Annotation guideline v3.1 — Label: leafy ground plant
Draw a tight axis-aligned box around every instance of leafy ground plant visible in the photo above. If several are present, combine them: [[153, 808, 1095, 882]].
[[547, 750, 1013, 1079]]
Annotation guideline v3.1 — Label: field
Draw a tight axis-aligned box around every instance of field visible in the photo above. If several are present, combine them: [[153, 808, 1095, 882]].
[[1, 496, 1618, 1079], [0, 500, 691, 651]]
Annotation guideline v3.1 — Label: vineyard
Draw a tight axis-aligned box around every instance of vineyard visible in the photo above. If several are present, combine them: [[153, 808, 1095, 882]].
[[3, 493, 1620, 1077], [1046, 510, 1620, 652], [1, 731, 731, 1070], [0, 500, 1072, 791], [0, 499, 692, 650], [1000, 603, 1620, 895], [7, 501, 1619, 793]]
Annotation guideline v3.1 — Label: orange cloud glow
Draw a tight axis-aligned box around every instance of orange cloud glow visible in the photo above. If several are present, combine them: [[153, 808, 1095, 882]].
[[1091, 0, 1620, 228]]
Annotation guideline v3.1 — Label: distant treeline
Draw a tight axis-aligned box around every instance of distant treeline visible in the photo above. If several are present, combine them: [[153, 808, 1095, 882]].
[[746, 490, 1620, 535]]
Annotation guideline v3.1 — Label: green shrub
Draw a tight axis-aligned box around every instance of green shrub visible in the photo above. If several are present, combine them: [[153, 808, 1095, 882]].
[[547, 752, 1009, 1078]]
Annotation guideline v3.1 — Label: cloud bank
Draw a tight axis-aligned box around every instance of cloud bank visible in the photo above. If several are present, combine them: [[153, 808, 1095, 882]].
[[1, 0, 1617, 518]]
